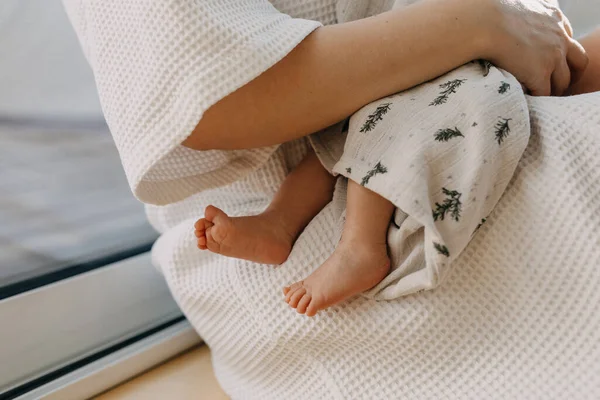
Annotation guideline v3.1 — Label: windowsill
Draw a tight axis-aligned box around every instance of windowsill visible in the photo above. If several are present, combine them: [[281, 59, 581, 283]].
[[94, 345, 228, 399]]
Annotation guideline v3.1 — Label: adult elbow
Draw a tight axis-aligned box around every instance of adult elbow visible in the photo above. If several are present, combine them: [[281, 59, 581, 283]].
[[182, 124, 217, 151]]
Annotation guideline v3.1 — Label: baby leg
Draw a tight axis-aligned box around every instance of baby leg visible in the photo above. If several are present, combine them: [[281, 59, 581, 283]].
[[195, 148, 335, 264], [284, 179, 394, 316]]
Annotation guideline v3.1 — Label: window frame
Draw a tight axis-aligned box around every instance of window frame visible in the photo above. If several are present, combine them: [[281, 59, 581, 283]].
[[0, 252, 196, 397]]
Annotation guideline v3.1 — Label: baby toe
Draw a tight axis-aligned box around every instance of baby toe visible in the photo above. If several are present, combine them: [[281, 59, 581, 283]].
[[288, 287, 306, 308], [204, 205, 226, 222], [306, 299, 319, 317], [284, 282, 302, 302], [283, 281, 301, 296], [289, 281, 303, 291], [195, 218, 213, 232], [296, 294, 312, 314]]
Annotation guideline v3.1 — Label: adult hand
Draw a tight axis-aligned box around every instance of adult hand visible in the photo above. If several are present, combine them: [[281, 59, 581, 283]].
[[482, 0, 588, 96]]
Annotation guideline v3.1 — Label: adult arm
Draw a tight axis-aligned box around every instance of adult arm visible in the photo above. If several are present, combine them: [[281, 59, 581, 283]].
[[184, 0, 588, 151]]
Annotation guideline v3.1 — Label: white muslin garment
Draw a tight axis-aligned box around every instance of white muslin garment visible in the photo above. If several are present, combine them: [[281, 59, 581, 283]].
[[310, 60, 529, 298], [63, 0, 600, 398]]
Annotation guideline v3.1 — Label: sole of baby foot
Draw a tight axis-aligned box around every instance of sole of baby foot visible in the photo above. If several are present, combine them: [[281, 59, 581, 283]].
[[283, 238, 390, 316], [194, 205, 295, 265]]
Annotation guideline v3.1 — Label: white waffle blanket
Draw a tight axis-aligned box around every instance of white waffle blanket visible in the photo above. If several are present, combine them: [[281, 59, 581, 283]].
[[63, 0, 600, 398]]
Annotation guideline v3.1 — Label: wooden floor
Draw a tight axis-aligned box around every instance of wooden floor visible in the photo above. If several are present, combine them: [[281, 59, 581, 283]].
[[96, 345, 229, 400]]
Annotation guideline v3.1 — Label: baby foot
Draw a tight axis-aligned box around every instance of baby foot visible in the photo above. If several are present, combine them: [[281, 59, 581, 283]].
[[283, 238, 390, 316], [194, 205, 295, 264]]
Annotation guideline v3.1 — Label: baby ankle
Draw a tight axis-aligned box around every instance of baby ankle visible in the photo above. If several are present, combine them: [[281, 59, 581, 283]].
[[260, 209, 298, 242]]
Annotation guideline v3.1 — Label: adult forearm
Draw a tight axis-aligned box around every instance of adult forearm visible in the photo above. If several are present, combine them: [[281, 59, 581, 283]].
[[184, 0, 487, 151], [567, 29, 600, 95]]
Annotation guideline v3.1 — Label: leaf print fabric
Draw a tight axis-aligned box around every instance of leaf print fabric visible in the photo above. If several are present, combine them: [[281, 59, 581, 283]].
[[430, 79, 466, 106], [434, 243, 450, 257], [432, 188, 463, 222], [495, 118, 512, 145], [473, 218, 487, 235], [434, 127, 464, 142], [498, 81, 511, 94], [360, 103, 391, 132], [309, 60, 530, 299], [477, 59, 493, 77], [361, 162, 387, 186]]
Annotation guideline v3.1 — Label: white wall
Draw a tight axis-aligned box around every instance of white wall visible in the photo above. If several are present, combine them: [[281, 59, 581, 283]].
[[0, 0, 102, 120], [561, 0, 600, 37]]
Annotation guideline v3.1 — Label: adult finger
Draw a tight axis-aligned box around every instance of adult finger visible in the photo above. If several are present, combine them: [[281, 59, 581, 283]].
[[528, 76, 552, 97], [551, 56, 571, 96], [566, 38, 589, 85], [544, 1, 573, 38], [562, 16, 574, 38]]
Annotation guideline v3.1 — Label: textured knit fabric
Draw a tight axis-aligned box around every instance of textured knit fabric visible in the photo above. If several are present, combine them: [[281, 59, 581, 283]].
[[153, 94, 600, 400], [62, 0, 600, 398], [311, 61, 529, 298], [62, 0, 333, 205]]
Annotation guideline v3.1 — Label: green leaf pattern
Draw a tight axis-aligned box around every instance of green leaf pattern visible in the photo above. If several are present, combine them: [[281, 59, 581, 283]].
[[361, 162, 388, 186], [430, 79, 466, 106], [360, 103, 391, 132]]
